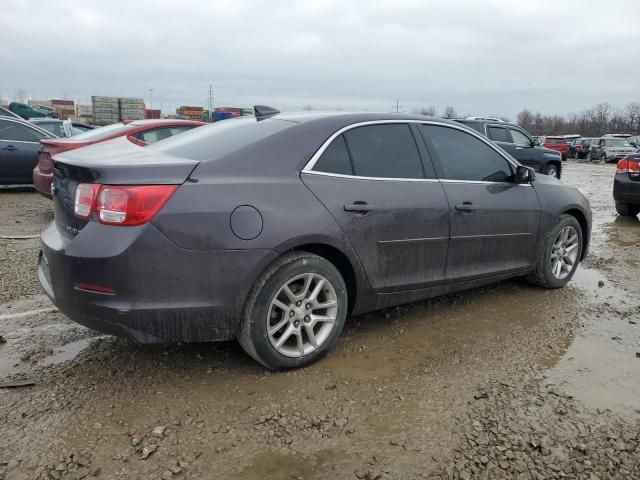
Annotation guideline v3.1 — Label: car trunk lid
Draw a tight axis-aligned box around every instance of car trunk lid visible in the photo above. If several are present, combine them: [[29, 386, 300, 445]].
[[52, 136, 198, 238]]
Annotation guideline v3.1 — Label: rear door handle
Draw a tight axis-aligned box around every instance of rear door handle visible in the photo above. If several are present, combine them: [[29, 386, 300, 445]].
[[1, 145, 17, 151], [344, 202, 374, 214], [455, 202, 477, 212]]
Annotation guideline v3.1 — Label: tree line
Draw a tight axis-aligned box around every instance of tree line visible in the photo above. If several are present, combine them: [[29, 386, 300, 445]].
[[516, 103, 640, 137]]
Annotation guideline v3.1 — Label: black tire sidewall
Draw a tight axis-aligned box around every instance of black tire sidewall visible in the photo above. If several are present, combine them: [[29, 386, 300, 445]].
[[541, 215, 583, 288], [247, 255, 348, 370]]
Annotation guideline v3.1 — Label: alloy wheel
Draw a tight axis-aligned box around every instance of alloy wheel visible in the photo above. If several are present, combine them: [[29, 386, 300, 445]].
[[550, 226, 579, 280], [267, 273, 338, 358], [546, 166, 558, 177]]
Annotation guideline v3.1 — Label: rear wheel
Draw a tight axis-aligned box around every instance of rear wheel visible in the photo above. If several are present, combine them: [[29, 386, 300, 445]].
[[615, 202, 640, 217], [237, 252, 348, 370], [527, 214, 582, 289], [601, 153, 607, 163]]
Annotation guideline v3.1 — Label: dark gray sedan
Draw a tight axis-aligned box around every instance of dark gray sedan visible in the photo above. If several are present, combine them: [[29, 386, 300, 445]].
[[39, 110, 592, 369]]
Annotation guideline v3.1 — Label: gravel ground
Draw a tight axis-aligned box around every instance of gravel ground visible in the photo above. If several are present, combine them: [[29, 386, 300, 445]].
[[0, 162, 638, 480]]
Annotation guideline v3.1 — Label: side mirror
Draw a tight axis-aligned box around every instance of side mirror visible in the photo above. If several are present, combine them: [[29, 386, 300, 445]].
[[531, 138, 540, 147], [516, 165, 535, 184]]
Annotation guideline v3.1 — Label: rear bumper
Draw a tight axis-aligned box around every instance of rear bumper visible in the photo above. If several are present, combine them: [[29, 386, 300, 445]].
[[33, 165, 53, 199], [39, 221, 277, 343], [613, 175, 640, 205]]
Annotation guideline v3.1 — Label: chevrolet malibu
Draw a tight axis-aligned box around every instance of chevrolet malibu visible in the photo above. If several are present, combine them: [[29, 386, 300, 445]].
[[39, 109, 592, 369]]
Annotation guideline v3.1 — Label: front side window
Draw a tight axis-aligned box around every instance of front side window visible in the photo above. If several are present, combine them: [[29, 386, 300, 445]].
[[313, 134, 353, 175], [0, 119, 46, 142], [509, 128, 531, 146], [487, 126, 510, 143], [343, 124, 424, 179], [420, 124, 513, 182]]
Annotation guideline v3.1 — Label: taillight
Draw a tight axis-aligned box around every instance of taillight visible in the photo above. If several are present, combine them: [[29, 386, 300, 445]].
[[74, 184, 100, 219], [616, 158, 640, 177], [74, 184, 178, 226]]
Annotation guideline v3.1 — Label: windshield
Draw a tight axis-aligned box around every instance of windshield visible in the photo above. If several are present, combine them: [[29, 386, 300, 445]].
[[148, 117, 295, 161], [605, 139, 632, 147], [69, 122, 138, 141]]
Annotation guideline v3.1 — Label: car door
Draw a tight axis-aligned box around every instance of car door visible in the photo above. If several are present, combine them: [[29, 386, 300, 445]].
[[0, 118, 49, 183], [301, 122, 450, 292], [418, 123, 541, 281], [508, 127, 541, 170]]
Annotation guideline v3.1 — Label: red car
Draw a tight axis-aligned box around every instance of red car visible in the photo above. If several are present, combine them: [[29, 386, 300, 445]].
[[539, 135, 570, 161], [33, 119, 205, 198]]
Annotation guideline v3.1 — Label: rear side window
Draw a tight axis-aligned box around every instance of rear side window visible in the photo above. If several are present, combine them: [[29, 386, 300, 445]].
[[0, 119, 46, 142], [487, 126, 510, 143], [344, 124, 424, 179], [313, 135, 353, 175], [138, 126, 194, 144], [420, 124, 513, 182], [455, 121, 484, 134]]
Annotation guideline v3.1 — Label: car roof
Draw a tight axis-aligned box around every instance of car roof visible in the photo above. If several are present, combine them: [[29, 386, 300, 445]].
[[269, 111, 460, 126]]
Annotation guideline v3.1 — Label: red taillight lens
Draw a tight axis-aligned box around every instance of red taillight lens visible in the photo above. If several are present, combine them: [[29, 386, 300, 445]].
[[74, 184, 178, 226], [74, 184, 100, 219], [617, 158, 640, 176]]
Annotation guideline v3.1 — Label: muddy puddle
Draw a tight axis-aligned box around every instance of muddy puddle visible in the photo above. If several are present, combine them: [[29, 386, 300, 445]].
[[544, 267, 640, 419]]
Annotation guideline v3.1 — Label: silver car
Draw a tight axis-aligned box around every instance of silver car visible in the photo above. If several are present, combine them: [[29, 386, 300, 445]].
[[590, 137, 637, 163]]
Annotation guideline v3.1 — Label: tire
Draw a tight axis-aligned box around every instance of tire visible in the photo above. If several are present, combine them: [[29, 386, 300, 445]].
[[526, 214, 583, 289], [237, 251, 348, 370], [615, 202, 640, 217], [601, 153, 607, 163], [543, 163, 560, 179], [573, 150, 579, 160]]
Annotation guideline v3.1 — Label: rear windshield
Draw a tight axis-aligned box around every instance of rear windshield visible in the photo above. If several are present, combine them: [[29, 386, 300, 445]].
[[546, 137, 566, 144], [148, 117, 295, 161], [605, 139, 632, 147], [69, 122, 138, 141]]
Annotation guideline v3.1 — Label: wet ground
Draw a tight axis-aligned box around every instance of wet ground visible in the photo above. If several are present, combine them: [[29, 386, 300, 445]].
[[0, 161, 638, 480]]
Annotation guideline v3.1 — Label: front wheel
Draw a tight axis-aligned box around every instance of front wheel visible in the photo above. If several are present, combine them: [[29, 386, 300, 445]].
[[543, 163, 560, 179], [237, 252, 348, 370], [615, 202, 640, 217], [526, 214, 582, 289], [601, 153, 607, 163]]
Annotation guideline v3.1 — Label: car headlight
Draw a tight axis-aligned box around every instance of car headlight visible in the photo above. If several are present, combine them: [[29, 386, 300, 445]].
[[577, 187, 590, 205]]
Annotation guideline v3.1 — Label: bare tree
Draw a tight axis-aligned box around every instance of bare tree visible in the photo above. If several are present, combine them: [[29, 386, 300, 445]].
[[443, 106, 457, 118], [413, 106, 437, 116], [625, 102, 640, 133], [301, 104, 314, 111]]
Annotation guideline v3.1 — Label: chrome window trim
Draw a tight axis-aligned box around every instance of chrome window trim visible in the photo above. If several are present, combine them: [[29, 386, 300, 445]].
[[0, 116, 53, 140], [301, 119, 521, 181], [301, 170, 439, 183]]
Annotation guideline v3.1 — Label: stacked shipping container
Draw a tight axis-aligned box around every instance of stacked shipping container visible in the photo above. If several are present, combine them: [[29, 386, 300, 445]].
[[119, 97, 145, 121], [91, 96, 120, 125]]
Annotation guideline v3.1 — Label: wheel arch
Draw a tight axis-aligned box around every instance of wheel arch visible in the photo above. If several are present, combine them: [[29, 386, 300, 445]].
[[561, 208, 589, 260], [290, 243, 359, 314]]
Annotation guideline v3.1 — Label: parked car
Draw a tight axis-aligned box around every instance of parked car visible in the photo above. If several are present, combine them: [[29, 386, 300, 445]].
[[30, 118, 94, 138], [589, 137, 637, 163], [9, 101, 55, 120], [33, 119, 205, 198], [0, 117, 57, 184], [454, 119, 563, 178], [39, 110, 592, 369], [569, 138, 595, 159], [628, 136, 640, 149], [0, 105, 23, 120], [31, 105, 59, 118], [613, 154, 640, 217], [539, 136, 570, 160]]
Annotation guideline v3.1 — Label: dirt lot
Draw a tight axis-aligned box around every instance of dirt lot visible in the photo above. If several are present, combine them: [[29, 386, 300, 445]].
[[0, 161, 639, 480]]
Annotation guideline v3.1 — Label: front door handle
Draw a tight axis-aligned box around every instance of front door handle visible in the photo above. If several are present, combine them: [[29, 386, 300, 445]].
[[344, 201, 374, 214], [1, 145, 18, 151], [455, 202, 477, 213]]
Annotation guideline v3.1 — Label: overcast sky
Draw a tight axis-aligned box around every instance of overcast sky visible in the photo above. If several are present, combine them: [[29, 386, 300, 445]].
[[2, 0, 639, 119]]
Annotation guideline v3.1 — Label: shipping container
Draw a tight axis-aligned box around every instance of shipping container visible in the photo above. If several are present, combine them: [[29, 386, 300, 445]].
[[92, 96, 119, 103], [51, 99, 74, 106], [214, 107, 242, 114], [213, 111, 234, 122], [240, 108, 254, 116], [145, 109, 161, 119]]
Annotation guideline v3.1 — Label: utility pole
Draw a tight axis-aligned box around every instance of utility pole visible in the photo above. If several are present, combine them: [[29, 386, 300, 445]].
[[149, 88, 154, 110], [390, 99, 404, 113], [208, 84, 214, 122]]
